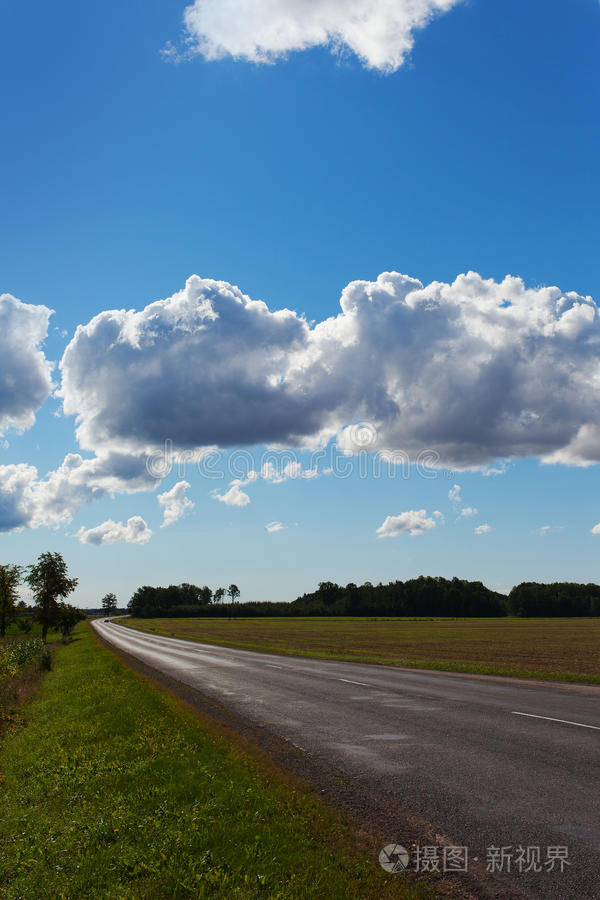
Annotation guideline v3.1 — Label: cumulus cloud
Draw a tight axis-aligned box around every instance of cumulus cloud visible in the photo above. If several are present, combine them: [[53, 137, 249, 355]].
[[324, 271, 600, 467], [77, 516, 152, 546], [590, 523, 600, 536], [209, 459, 320, 509], [158, 480, 194, 527], [475, 523, 492, 535], [211, 481, 251, 507], [460, 506, 478, 517], [59, 277, 314, 457], [265, 520, 285, 533], [0, 464, 40, 531], [57, 269, 600, 471], [176, 0, 461, 71], [377, 509, 437, 537], [0, 452, 157, 533], [0, 294, 54, 436]]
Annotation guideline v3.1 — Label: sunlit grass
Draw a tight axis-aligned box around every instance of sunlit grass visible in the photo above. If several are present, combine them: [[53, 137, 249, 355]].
[[2, 620, 44, 637], [0, 623, 429, 899], [0, 637, 44, 682]]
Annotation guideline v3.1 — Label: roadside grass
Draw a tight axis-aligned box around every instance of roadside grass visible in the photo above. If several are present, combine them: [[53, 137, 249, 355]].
[[3, 621, 44, 637], [121, 616, 600, 684], [0, 623, 429, 900], [0, 636, 52, 740]]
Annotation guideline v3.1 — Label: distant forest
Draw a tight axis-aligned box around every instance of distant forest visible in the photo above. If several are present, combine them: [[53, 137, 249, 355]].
[[126, 578, 600, 619]]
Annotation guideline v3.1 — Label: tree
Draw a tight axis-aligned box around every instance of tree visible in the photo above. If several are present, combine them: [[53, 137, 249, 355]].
[[213, 587, 225, 605], [101, 592, 118, 616], [200, 585, 213, 605], [227, 584, 240, 620], [0, 564, 23, 637], [26, 553, 78, 642], [58, 603, 85, 641]]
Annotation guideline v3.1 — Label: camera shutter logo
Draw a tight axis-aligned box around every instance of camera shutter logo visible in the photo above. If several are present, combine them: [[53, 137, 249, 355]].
[[379, 844, 410, 873]]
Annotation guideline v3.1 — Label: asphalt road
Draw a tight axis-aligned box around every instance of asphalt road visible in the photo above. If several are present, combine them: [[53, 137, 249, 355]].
[[92, 620, 600, 899]]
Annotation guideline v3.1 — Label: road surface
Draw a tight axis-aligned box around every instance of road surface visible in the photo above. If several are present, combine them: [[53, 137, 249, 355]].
[[92, 619, 600, 899]]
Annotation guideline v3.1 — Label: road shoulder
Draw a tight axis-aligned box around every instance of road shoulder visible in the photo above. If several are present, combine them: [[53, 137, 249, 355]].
[[95, 626, 529, 900]]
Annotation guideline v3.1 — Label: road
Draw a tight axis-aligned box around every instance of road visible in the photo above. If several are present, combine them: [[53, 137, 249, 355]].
[[92, 620, 600, 899]]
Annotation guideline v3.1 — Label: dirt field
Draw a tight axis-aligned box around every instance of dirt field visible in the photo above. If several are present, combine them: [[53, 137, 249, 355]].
[[122, 616, 600, 683]]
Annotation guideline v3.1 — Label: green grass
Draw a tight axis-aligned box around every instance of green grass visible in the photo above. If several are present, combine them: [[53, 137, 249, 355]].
[[121, 616, 600, 684], [0, 637, 44, 683], [2, 620, 44, 637], [0, 623, 428, 900]]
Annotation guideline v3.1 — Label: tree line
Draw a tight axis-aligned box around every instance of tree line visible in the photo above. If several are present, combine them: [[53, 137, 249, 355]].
[[124, 576, 600, 618], [127, 583, 240, 618], [507, 581, 600, 617], [0, 552, 83, 641]]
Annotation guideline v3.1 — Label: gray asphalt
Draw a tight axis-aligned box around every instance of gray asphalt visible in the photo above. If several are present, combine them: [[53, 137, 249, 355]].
[[92, 620, 600, 899]]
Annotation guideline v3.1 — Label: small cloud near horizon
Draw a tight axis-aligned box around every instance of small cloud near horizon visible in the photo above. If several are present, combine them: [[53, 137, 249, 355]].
[[475, 524, 492, 535], [77, 515, 152, 546], [377, 509, 438, 538], [265, 521, 286, 533]]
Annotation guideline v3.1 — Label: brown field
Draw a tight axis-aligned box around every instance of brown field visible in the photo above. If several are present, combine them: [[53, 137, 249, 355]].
[[122, 616, 600, 683]]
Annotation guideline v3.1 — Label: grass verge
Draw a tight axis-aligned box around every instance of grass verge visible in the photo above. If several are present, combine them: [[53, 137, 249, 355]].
[[0, 636, 53, 740], [0, 623, 429, 899], [121, 616, 600, 684]]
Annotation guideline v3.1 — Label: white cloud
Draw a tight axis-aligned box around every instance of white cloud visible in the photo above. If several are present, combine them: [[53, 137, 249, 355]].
[[265, 520, 285, 533], [176, 0, 461, 72], [59, 277, 313, 458], [77, 516, 152, 546], [448, 484, 462, 503], [460, 506, 478, 517], [9, 268, 600, 535], [61, 272, 600, 472], [0, 451, 157, 533], [0, 294, 54, 436], [377, 509, 437, 537], [259, 460, 318, 483], [591, 523, 600, 535], [538, 524, 565, 536], [322, 271, 600, 468], [542, 424, 600, 468], [0, 464, 40, 531], [475, 523, 492, 535], [213, 459, 320, 508], [59, 270, 600, 471], [10, 266, 600, 535], [158, 480, 194, 527], [211, 481, 251, 507], [482, 461, 509, 477]]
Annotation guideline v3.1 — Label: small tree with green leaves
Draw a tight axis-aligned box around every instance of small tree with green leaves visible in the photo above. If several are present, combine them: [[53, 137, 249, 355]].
[[0, 564, 23, 637], [25, 552, 78, 642], [101, 592, 118, 616], [16, 599, 32, 633], [227, 584, 240, 620], [17, 615, 32, 634], [58, 602, 85, 642]]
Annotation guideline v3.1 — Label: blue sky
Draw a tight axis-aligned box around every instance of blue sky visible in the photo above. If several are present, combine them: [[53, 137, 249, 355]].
[[1, 0, 600, 607]]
